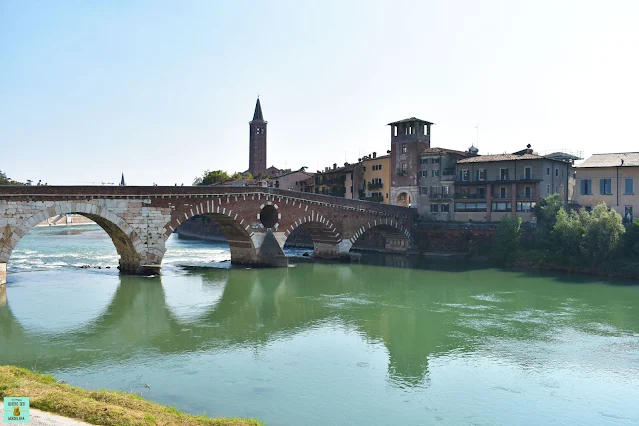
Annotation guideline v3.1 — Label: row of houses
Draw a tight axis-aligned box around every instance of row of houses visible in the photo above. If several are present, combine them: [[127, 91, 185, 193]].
[[310, 117, 637, 224]]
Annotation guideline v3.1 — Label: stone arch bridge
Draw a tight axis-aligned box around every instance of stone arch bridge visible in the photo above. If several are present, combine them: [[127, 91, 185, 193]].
[[0, 186, 416, 284]]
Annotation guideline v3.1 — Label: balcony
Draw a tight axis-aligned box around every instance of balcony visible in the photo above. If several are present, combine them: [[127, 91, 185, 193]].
[[454, 192, 486, 200], [429, 193, 452, 200], [455, 172, 542, 184], [367, 182, 384, 190], [491, 192, 511, 200], [441, 168, 456, 178], [516, 193, 535, 199]]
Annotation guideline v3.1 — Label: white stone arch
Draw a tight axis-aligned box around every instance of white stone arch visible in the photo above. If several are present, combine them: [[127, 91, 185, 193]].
[[0, 201, 145, 272]]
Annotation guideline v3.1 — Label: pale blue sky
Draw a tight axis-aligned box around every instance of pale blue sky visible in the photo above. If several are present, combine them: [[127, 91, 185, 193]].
[[2, 1, 638, 185]]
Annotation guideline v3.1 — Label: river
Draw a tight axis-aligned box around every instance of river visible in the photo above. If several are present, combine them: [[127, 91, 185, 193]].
[[1, 225, 638, 425]]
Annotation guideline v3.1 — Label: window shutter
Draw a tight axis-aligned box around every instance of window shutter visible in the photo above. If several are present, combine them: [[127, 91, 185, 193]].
[[600, 179, 605, 195], [581, 180, 586, 195]]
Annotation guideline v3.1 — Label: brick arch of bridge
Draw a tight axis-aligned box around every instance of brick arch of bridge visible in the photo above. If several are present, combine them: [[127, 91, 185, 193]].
[[283, 214, 341, 258], [348, 220, 411, 253], [0, 201, 144, 272], [162, 196, 289, 267]]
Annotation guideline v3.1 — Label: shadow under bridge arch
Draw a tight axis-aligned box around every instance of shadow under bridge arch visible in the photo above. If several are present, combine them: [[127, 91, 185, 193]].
[[350, 224, 410, 253], [284, 217, 341, 259]]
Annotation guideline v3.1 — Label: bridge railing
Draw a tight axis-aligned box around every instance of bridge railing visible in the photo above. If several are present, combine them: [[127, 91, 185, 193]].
[[0, 186, 418, 218]]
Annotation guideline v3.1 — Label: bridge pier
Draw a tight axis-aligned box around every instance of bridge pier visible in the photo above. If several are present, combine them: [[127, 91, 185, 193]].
[[0, 262, 5, 286]]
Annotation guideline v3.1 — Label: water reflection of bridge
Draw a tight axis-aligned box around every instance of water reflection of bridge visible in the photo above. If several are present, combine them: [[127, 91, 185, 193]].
[[0, 264, 475, 387]]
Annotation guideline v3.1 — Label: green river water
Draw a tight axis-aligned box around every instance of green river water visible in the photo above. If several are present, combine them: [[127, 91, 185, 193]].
[[1, 225, 638, 425]]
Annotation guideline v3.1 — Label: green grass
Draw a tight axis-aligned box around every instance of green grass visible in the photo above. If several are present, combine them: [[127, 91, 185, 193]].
[[0, 366, 263, 426]]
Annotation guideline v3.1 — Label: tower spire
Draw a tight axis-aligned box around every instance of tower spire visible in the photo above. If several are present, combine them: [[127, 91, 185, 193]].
[[253, 97, 264, 121]]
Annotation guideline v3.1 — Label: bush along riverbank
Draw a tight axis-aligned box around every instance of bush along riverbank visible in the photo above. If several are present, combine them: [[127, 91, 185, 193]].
[[486, 194, 639, 280], [0, 366, 262, 426]]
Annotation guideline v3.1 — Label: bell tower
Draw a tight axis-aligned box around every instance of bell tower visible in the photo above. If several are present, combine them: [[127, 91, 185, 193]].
[[249, 97, 267, 175]]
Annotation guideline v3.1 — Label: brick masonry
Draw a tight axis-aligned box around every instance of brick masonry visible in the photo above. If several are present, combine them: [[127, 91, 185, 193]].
[[0, 186, 416, 284]]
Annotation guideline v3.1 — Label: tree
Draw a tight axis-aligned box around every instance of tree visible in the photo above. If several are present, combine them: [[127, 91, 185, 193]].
[[533, 194, 564, 242], [622, 219, 639, 257], [580, 203, 625, 262], [492, 215, 523, 261], [0, 170, 23, 185], [551, 208, 586, 262], [231, 172, 243, 180], [193, 170, 230, 186]]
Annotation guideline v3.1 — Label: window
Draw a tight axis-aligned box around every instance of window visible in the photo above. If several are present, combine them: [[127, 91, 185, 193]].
[[547, 184, 550, 195], [430, 204, 439, 213], [421, 186, 428, 195], [625, 206, 634, 223], [441, 203, 450, 213], [378, 164, 382, 170], [401, 162, 407, 172], [432, 158, 440, 164], [442, 185, 449, 196], [625, 178, 634, 194], [421, 171, 428, 177], [478, 169, 486, 181], [516, 201, 536, 212], [460, 169, 469, 181], [362, 166, 366, 172], [432, 169, 440, 177], [581, 179, 592, 195], [524, 167, 532, 179], [555, 168, 559, 177], [401, 143, 407, 153], [455, 202, 487, 212], [546, 167, 550, 176], [431, 186, 437, 196], [600, 179, 612, 195], [500, 186, 507, 198], [555, 185, 559, 194], [500, 168, 509, 180], [491, 202, 512, 212], [420, 158, 427, 165], [477, 187, 485, 198], [394, 126, 397, 136], [524, 186, 532, 198]]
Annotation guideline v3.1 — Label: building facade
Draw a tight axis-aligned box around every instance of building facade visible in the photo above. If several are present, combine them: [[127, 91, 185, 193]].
[[453, 147, 573, 223], [269, 170, 315, 192], [389, 117, 432, 207], [575, 152, 639, 223], [361, 153, 391, 204], [248, 98, 267, 175], [315, 163, 363, 200], [418, 147, 470, 219]]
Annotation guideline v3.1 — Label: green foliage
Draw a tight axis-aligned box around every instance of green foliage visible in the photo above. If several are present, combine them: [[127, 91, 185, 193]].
[[193, 170, 230, 186], [533, 194, 564, 243], [551, 208, 586, 262], [581, 204, 625, 262], [623, 219, 639, 257], [231, 172, 243, 180], [492, 215, 522, 261], [243, 172, 254, 180], [0, 170, 23, 185]]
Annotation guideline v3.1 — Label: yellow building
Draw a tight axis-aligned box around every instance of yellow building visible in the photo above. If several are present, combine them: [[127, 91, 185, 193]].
[[575, 152, 639, 223], [361, 154, 391, 204]]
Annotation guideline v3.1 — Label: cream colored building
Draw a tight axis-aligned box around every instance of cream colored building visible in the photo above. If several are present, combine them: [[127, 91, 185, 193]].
[[575, 152, 639, 223], [361, 154, 391, 204]]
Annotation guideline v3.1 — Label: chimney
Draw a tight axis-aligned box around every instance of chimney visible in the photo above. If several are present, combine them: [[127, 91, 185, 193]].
[[333, 163, 337, 170], [373, 152, 377, 158]]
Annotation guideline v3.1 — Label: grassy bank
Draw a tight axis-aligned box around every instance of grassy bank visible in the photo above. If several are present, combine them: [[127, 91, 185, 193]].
[[0, 366, 262, 426]]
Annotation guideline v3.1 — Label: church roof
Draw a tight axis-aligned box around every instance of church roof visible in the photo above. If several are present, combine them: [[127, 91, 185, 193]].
[[387, 117, 434, 125], [252, 98, 264, 121]]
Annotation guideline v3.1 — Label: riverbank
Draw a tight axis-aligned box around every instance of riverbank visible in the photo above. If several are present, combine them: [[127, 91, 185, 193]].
[[0, 366, 262, 426]]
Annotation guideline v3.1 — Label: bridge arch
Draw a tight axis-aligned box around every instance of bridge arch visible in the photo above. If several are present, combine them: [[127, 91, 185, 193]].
[[0, 202, 144, 273], [284, 214, 341, 258], [349, 220, 411, 253], [164, 209, 262, 266]]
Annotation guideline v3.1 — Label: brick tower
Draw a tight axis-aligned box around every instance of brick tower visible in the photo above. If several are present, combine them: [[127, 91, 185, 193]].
[[249, 97, 267, 176]]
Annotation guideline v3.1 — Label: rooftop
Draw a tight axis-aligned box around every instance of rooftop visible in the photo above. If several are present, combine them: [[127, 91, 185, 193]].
[[387, 117, 434, 126], [361, 154, 390, 162], [577, 152, 639, 168], [421, 147, 469, 157], [457, 153, 545, 164]]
